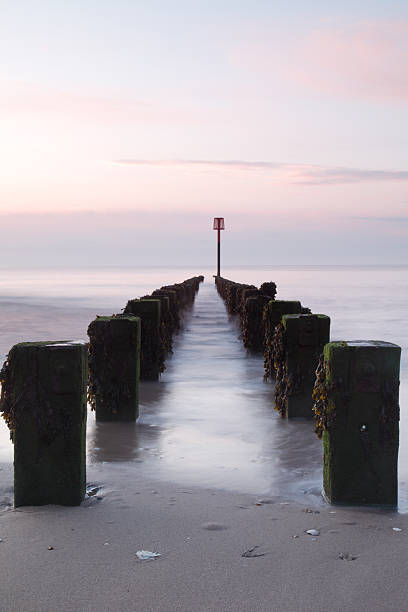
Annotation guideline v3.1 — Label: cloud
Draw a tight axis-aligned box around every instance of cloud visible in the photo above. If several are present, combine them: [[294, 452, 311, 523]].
[[0, 81, 194, 124], [299, 20, 408, 102], [234, 19, 408, 103], [113, 159, 408, 185], [355, 215, 408, 223]]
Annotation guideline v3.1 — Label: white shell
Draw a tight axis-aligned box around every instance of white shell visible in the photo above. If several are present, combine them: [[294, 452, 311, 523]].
[[136, 550, 161, 560], [306, 529, 320, 536]]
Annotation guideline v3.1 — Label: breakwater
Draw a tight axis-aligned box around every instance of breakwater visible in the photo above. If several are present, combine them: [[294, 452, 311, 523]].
[[0, 275, 204, 506], [215, 274, 401, 506], [0, 269, 403, 509]]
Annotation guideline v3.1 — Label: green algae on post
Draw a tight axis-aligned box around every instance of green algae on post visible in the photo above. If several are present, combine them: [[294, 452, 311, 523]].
[[0, 341, 87, 507], [273, 314, 330, 418], [87, 315, 141, 421], [313, 340, 401, 507]]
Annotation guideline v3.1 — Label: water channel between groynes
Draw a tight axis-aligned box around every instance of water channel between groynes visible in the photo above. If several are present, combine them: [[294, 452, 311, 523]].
[[88, 281, 324, 504], [0, 266, 407, 511]]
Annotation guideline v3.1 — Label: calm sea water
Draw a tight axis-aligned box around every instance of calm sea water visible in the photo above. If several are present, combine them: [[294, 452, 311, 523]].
[[0, 265, 407, 509]]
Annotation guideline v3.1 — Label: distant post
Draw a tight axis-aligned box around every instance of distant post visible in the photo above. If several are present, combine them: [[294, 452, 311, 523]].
[[213, 217, 225, 277]]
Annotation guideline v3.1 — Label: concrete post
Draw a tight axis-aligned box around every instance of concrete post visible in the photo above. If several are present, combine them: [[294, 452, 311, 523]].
[[87, 315, 141, 421], [313, 340, 400, 507]]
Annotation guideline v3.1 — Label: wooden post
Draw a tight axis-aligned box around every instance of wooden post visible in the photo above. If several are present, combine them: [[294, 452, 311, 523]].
[[0, 341, 87, 507], [124, 299, 162, 380], [263, 300, 303, 380], [314, 340, 400, 507], [87, 315, 141, 421], [274, 314, 330, 418]]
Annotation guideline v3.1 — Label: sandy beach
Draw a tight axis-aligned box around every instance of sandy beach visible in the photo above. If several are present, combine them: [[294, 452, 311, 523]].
[[1, 461, 408, 612]]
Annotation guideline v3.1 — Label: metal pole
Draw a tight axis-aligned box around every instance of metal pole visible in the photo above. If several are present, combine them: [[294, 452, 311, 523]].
[[217, 228, 221, 276]]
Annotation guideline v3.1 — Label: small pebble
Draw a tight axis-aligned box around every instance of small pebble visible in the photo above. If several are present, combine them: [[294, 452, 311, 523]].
[[339, 552, 357, 561], [48, 546, 54, 551]]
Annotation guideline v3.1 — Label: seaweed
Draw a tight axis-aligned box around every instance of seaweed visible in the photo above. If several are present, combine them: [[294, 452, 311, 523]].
[[312, 353, 334, 438], [0, 342, 87, 444], [215, 277, 278, 354], [87, 315, 140, 416], [0, 356, 16, 440], [263, 301, 303, 380]]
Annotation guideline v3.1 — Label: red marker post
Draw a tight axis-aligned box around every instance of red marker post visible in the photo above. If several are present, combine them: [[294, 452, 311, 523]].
[[213, 217, 225, 277]]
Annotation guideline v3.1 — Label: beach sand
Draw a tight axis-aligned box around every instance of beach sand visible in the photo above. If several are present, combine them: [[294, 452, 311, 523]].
[[1, 460, 407, 612]]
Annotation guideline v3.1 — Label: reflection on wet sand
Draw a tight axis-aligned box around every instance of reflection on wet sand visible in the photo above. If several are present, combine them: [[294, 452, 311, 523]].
[[86, 282, 324, 502], [88, 381, 169, 463]]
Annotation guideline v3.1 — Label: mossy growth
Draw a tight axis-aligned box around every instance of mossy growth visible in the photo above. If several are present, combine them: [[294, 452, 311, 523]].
[[0, 341, 88, 506], [87, 314, 141, 420], [0, 341, 87, 443], [272, 314, 330, 418], [263, 301, 302, 381], [316, 340, 401, 506], [124, 299, 162, 380]]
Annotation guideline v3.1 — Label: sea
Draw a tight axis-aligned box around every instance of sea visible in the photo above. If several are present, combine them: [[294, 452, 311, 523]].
[[0, 265, 407, 510]]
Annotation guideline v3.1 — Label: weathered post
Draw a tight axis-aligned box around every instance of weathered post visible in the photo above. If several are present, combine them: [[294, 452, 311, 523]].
[[242, 283, 278, 352], [263, 300, 303, 380], [153, 289, 179, 331], [124, 299, 162, 380], [143, 295, 172, 355], [273, 314, 330, 418], [0, 341, 87, 506], [313, 340, 400, 507], [87, 315, 141, 421]]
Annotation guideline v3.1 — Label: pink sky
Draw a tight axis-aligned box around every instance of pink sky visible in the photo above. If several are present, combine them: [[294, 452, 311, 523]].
[[1, 7, 407, 264]]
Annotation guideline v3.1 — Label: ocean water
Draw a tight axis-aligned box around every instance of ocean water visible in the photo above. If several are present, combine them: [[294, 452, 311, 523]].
[[0, 265, 407, 509]]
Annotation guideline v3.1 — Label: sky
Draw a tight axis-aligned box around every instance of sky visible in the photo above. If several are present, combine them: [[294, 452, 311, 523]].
[[1, 0, 408, 265]]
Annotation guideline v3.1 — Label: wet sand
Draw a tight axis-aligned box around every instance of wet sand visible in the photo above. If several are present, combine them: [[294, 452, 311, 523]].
[[1, 281, 408, 610], [1, 469, 407, 611]]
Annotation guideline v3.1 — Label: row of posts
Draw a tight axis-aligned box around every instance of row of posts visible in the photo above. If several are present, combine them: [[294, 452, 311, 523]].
[[215, 276, 401, 507], [0, 276, 204, 507]]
